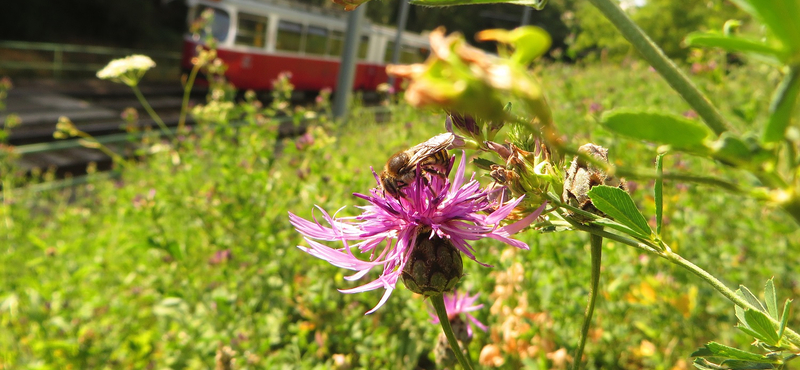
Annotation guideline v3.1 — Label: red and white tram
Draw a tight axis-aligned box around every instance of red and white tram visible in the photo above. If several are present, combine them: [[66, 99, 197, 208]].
[[181, 0, 430, 91]]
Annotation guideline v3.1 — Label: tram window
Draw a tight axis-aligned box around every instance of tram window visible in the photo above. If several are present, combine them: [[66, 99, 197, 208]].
[[328, 30, 344, 56], [357, 35, 369, 60], [196, 6, 230, 42], [277, 20, 303, 52], [235, 13, 268, 48], [305, 26, 328, 55], [384, 41, 396, 63], [401, 45, 426, 63]]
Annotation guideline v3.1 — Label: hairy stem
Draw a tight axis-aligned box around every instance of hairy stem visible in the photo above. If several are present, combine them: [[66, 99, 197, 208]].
[[586, 0, 729, 136], [432, 294, 475, 370], [573, 232, 603, 370]]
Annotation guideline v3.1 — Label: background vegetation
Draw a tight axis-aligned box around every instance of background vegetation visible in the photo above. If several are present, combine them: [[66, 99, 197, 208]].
[[2, 51, 798, 368]]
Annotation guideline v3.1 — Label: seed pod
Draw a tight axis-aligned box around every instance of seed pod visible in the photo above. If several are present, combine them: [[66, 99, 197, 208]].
[[401, 230, 463, 296]]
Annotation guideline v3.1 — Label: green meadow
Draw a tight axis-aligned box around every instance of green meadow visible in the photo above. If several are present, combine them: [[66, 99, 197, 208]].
[[2, 60, 798, 369]]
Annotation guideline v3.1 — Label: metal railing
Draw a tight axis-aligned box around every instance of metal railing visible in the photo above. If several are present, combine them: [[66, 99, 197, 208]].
[[0, 40, 182, 79]]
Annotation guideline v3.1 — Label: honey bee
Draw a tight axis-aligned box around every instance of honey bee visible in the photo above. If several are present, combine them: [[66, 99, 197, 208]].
[[380, 133, 455, 198]]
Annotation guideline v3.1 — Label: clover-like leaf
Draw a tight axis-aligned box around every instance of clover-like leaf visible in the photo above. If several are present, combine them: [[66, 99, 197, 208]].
[[587, 185, 651, 239], [692, 341, 780, 363]]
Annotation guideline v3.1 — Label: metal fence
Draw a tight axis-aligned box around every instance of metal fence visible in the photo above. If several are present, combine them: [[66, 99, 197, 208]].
[[0, 40, 182, 80]]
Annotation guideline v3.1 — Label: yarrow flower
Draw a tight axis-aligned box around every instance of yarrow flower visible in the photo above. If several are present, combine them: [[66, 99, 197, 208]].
[[430, 290, 487, 339], [96, 54, 156, 86], [288, 150, 546, 314]]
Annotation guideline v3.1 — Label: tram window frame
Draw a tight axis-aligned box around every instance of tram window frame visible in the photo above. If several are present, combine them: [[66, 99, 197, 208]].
[[328, 30, 344, 56], [196, 6, 230, 43], [305, 25, 329, 55], [357, 35, 369, 60], [235, 12, 268, 48], [276, 20, 304, 53]]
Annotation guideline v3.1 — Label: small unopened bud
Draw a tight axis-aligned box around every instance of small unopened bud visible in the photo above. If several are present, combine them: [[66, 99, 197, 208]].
[[401, 230, 463, 296], [447, 112, 481, 138], [434, 316, 471, 368]]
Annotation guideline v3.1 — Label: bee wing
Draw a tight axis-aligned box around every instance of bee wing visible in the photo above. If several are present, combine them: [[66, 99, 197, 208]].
[[402, 133, 455, 170]]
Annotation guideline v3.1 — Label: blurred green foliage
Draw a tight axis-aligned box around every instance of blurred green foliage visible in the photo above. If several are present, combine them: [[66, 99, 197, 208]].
[[569, 0, 748, 61]]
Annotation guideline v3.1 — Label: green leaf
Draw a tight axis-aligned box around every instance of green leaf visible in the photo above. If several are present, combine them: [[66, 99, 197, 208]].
[[694, 341, 778, 363], [684, 33, 785, 61], [737, 285, 767, 314], [778, 299, 792, 341], [764, 279, 778, 319], [707, 133, 756, 167], [719, 360, 777, 369], [655, 153, 665, 236], [763, 66, 800, 143], [410, 0, 547, 9], [743, 309, 780, 345], [729, 0, 800, 53], [587, 185, 652, 238], [601, 110, 713, 151]]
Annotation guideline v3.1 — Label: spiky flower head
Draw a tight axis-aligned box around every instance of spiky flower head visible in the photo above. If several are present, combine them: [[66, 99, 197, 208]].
[[289, 150, 545, 314]]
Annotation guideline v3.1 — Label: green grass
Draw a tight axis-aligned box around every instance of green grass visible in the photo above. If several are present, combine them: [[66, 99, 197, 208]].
[[1, 61, 799, 369]]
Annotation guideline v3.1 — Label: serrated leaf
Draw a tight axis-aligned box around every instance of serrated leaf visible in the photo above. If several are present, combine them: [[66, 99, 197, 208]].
[[684, 33, 785, 61], [587, 185, 652, 238], [737, 286, 767, 314], [696, 341, 778, 363], [655, 153, 665, 236], [764, 279, 778, 319], [601, 110, 713, 151], [743, 309, 780, 345]]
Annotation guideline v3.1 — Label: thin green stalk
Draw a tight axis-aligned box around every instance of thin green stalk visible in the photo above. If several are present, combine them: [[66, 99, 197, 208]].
[[74, 132, 128, 168], [586, 0, 730, 136], [131, 85, 175, 140], [572, 232, 603, 370], [432, 294, 475, 370], [178, 64, 201, 134], [660, 249, 800, 347], [564, 217, 800, 348]]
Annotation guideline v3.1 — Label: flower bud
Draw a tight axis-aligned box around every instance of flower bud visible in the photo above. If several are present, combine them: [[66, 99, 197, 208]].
[[401, 230, 463, 296], [434, 315, 471, 368]]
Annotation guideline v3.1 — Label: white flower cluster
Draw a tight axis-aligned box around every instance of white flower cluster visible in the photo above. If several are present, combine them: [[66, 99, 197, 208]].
[[96, 55, 156, 83]]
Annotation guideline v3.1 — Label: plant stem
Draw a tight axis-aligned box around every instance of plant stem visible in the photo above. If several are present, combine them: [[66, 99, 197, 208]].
[[586, 0, 730, 136], [432, 294, 475, 370], [131, 85, 175, 140], [568, 218, 800, 348], [178, 64, 201, 134], [660, 249, 800, 347], [572, 232, 603, 370]]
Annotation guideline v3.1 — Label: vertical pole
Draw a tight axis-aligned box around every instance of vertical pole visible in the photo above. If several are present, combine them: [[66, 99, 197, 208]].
[[520, 6, 532, 26], [386, 0, 411, 87], [333, 5, 367, 119]]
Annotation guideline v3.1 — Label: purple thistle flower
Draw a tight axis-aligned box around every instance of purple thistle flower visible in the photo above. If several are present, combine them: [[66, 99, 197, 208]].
[[429, 290, 487, 338], [288, 151, 545, 314]]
